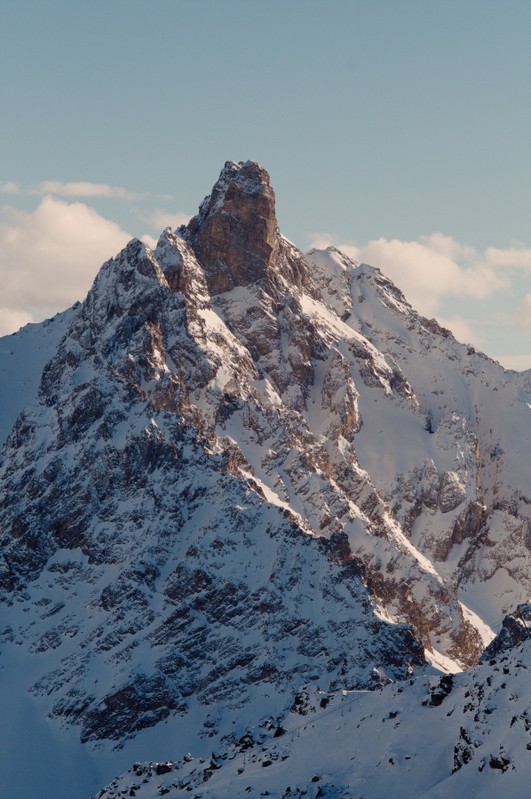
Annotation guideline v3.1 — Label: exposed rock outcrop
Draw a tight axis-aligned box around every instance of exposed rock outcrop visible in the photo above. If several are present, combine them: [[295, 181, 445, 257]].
[[184, 160, 306, 297], [480, 603, 531, 662]]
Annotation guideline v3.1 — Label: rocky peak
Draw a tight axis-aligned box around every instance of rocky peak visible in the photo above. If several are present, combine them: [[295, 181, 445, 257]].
[[184, 160, 280, 295]]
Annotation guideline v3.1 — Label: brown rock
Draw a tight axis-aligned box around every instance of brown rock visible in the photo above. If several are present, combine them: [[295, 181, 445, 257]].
[[185, 160, 280, 294]]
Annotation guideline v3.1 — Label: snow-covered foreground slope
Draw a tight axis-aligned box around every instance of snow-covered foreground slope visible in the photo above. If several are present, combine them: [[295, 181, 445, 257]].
[[92, 625, 531, 799], [1, 161, 530, 798]]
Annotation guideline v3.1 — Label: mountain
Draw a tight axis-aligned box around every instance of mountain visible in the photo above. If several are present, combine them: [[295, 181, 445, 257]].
[[0, 161, 530, 799]]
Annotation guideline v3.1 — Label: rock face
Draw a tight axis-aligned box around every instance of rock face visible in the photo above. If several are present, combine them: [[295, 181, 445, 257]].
[[184, 160, 313, 300], [185, 161, 280, 294], [0, 161, 530, 799], [480, 603, 531, 662]]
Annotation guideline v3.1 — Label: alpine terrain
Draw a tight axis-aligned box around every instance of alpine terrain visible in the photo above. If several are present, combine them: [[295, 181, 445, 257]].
[[0, 161, 529, 799]]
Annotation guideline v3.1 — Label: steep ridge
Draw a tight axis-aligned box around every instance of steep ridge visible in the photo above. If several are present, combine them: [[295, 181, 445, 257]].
[[0, 161, 530, 798], [306, 248, 531, 625]]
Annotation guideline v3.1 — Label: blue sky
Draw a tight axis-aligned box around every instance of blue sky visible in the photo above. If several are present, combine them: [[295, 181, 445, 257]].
[[1, 0, 531, 368]]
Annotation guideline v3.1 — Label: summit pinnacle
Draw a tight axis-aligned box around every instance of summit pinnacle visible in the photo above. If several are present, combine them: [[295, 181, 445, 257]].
[[184, 160, 279, 294]]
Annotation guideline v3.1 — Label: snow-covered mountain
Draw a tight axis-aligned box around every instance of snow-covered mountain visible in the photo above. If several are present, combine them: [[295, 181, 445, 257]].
[[0, 161, 529, 798]]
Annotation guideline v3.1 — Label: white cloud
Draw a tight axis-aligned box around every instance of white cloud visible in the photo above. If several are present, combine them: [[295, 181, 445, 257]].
[[1, 180, 143, 200], [0, 197, 131, 334], [0, 181, 20, 195], [481, 245, 531, 270], [29, 181, 143, 200], [308, 232, 336, 251], [0, 307, 33, 337], [148, 210, 191, 231], [495, 354, 531, 371], [516, 293, 531, 328], [141, 234, 158, 250], [436, 314, 481, 347], [134, 210, 191, 245]]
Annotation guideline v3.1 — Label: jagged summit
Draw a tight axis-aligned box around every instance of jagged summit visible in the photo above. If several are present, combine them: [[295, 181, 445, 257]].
[[195, 160, 273, 211], [183, 160, 280, 294], [182, 160, 312, 298]]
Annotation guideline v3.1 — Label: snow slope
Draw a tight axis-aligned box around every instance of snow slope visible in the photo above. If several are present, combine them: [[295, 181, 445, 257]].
[[0, 307, 76, 444], [92, 631, 531, 799]]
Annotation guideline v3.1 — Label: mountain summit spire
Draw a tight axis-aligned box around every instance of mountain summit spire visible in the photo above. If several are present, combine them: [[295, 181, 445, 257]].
[[184, 160, 280, 294]]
